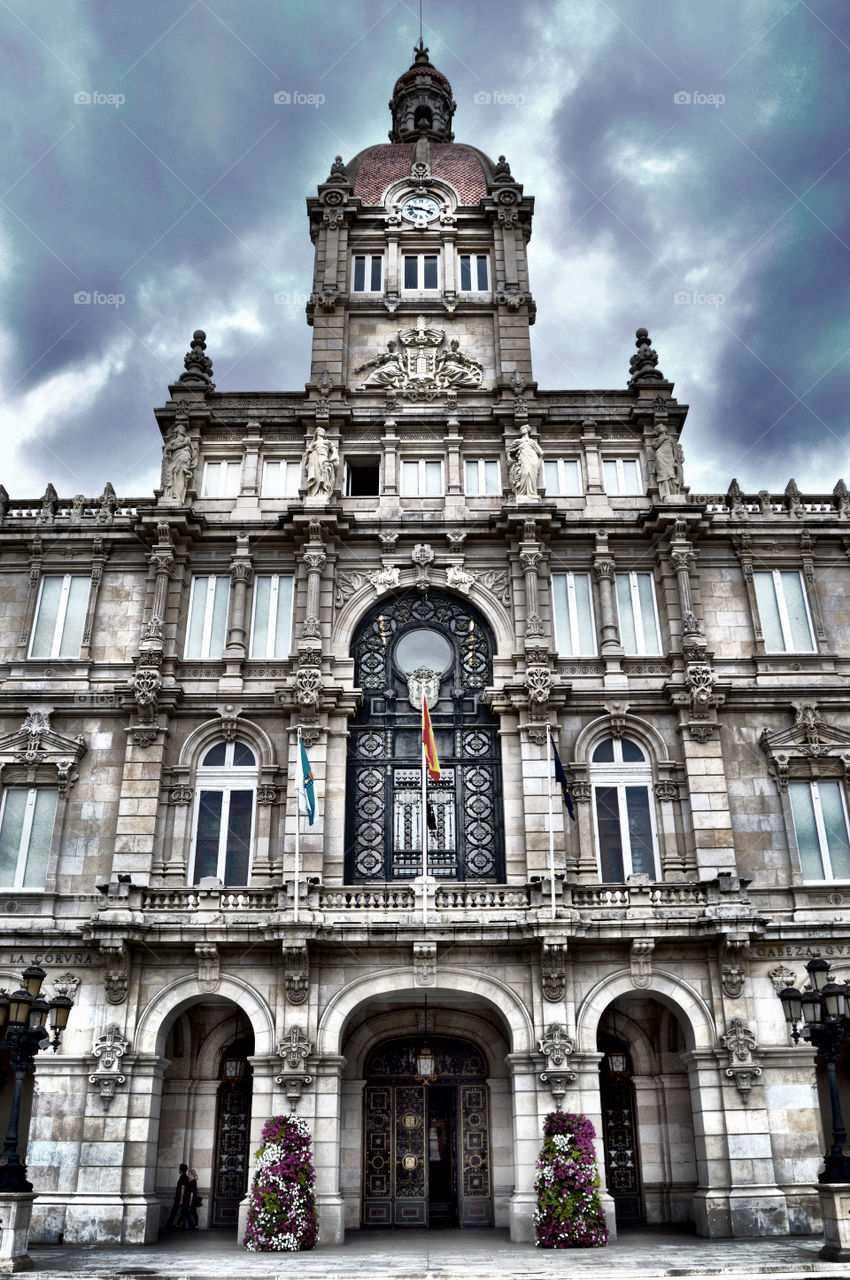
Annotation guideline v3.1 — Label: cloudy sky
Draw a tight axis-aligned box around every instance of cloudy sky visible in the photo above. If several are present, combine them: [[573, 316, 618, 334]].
[[1, 0, 848, 499]]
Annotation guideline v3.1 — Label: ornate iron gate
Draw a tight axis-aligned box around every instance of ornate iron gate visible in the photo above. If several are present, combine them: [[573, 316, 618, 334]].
[[362, 1036, 493, 1227], [600, 1070, 644, 1224], [347, 593, 504, 882], [210, 1076, 252, 1227]]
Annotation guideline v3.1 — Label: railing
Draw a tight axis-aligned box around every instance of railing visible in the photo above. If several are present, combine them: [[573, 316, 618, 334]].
[[316, 887, 417, 911], [435, 886, 531, 909], [570, 883, 709, 909], [140, 886, 280, 911]]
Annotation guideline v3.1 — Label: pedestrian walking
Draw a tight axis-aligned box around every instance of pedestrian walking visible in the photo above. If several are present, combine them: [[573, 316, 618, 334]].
[[181, 1168, 199, 1232], [164, 1163, 188, 1230]]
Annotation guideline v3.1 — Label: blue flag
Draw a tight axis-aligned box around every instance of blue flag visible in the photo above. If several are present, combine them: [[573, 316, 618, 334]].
[[551, 733, 576, 821], [297, 735, 315, 826]]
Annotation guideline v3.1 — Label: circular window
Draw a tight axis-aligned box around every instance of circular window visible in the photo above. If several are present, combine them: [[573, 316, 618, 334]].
[[394, 628, 452, 674]]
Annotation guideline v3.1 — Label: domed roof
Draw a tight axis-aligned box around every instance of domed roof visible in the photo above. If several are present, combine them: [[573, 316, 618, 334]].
[[392, 60, 452, 94], [348, 142, 490, 207]]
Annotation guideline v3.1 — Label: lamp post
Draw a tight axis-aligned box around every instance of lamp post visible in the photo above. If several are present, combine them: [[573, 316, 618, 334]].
[[778, 955, 850, 1260], [0, 965, 74, 1194]]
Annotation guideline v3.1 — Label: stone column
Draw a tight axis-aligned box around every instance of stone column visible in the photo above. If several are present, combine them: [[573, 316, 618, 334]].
[[592, 541, 620, 656], [571, 1049, 617, 1239], [220, 535, 252, 693], [682, 1048, 732, 1238], [382, 418, 398, 497], [241, 420, 262, 498], [237, 1054, 278, 1245], [311, 1055, 346, 1245], [505, 1051, 540, 1242], [302, 550, 326, 640], [339, 1078, 365, 1231], [520, 546, 542, 638]]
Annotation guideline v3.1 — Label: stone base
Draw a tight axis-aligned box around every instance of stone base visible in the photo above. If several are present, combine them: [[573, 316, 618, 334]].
[[508, 1190, 536, 1242], [315, 1193, 344, 1246], [818, 1184, 850, 1261], [599, 1190, 617, 1242], [0, 1192, 36, 1272]]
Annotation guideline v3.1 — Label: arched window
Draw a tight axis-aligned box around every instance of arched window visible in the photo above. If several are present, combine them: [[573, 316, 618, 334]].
[[189, 740, 257, 885], [590, 738, 659, 882], [347, 593, 503, 882]]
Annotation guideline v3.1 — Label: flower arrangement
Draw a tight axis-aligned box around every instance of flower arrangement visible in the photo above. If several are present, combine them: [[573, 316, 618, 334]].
[[243, 1115, 318, 1252], [533, 1111, 608, 1248]]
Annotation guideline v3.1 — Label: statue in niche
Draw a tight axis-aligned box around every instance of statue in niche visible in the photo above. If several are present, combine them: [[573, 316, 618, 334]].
[[161, 418, 197, 505], [356, 340, 406, 389], [435, 339, 483, 388], [507, 424, 543, 500], [304, 424, 338, 498], [653, 421, 685, 498]]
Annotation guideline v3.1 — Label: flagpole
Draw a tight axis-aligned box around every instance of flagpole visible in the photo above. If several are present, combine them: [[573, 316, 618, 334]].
[[421, 733, 428, 929], [294, 728, 301, 924], [546, 724, 556, 920]]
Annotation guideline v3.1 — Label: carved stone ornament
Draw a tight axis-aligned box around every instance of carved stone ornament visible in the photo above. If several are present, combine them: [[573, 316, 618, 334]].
[[538, 1023, 575, 1068], [169, 784, 194, 805], [628, 326, 665, 386], [278, 1026, 312, 1071], [654, 781, 678, 801], [722, 964, 745, 999], [479, 569, 510, 605], [0, 709, 87, 795], [833, 478, 850, 517], [370, 566, 401, 594], [283, 944, 309, 1005], [413, 941, 436, 987], [541, 943, 567, 1003], [407, 666, 441, 712], [720, 1018, 762, 1101], [104, 968, 129, 1005], [50, 972, 81, 1002], [257, 785, 278, 806], [195, 943, 220, 994], [524, 665, 552, 705], [630, 938, 655, 989], [90, 1023, 130, 1103], [760, 704, 850, 790], [218, 705, 242, 743], [355, 316, 483, 392], [178, 328, 215, 387], [539, 1071, 576, 1110], [688, 723, 716, 743], [768, 964, 798, 994], [571, 781, 591, 803], [685, 663, 716, 716], [274, 1072, 312, 1113], [335, 570, 365, 606], [296, 656, 322, 708], [446, 564, 475, 594]]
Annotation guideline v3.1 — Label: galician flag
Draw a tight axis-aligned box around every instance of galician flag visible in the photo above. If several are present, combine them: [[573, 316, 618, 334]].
[[550, 732, 576, 821], [422, 695, 440, 782], [297, 733, 315, 825]]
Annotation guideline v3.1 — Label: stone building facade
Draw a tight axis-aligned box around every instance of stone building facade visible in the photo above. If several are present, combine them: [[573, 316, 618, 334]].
[[1, 42, 849, 1247]]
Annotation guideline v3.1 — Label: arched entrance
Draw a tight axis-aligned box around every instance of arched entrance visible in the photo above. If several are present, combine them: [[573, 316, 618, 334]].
[[362, 1035, 492, 1228], [346, 592, 504, 882]]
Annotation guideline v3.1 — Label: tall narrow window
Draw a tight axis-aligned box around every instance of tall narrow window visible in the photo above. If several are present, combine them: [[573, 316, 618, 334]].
[[551, 572, 596, 655], [459, 254, 490, 291], [402, 254, 440, 290], [352, 254, 383, 292], [465, 459, 500, 496], [261, 460, 301, 498], [753, 571, 815, 652], [202, 461, 241, 498], [603, 458, 642, 495], [191, 740, 257, 885], [591, 738, 658, 881], [185, 576, 230, 659], [0, 787, 58, 888], [29, 575, 90, 659], [250, 575, 294, 658], [401, 460, 443, 496], [615, 572, 662, 655], [789, 780, 850, 881], [543, 459, 582, 496]]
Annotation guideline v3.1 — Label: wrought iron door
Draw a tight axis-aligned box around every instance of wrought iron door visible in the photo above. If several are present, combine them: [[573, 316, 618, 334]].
[[347, 593, 503, 882], [210, 1077, 252, 1227], [600, 1071, 644, 1224], [362, 1037, 493, 1228]]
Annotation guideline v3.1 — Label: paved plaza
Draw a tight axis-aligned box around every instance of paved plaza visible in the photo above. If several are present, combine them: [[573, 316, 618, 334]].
[[26, 1227, 850, 1280]]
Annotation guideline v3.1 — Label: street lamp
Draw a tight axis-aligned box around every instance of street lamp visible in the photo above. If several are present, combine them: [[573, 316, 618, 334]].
[[0, 965, 75, 1193]]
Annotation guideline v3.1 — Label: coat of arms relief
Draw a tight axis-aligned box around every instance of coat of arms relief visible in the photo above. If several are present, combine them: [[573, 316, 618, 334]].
[[356, 315, 484, 396]]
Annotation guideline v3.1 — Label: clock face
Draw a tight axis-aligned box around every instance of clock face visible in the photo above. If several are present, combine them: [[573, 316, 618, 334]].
[[401, 195, 441, 223]]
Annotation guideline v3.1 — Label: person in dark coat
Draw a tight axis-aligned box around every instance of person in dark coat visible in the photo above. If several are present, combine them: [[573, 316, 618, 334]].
[[164, 1164, 188, 1229], [181, 1168, 199, 1232]]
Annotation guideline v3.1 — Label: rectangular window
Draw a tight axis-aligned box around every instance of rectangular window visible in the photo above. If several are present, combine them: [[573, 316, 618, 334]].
[[459, 254, 490, 291], [603, 458, 642, 495], [185, 576, 230, 659], [753, 570, 815, 652], [202, 460, 241, 498], [543, 459, 582, 496], [402, 254, 440, 290], [789, 781, 850, 881], [345, 459, 381, 496], [352, 254, 383, 292], [194, 789, 254, 885], [261, 460, 301, 498], [250, 575, 294, 658], [552, 572, 596, 656], [615, 572, 662, 655], [594, 785, 656, 881], [401, 459, 443, 497], [464, 459, 500, 496], [0, 788, 58, 888], [29, 575, 89, 659]]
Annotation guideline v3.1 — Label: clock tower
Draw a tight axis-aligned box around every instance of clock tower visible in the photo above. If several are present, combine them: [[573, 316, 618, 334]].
[[305, 40, 536, 398]]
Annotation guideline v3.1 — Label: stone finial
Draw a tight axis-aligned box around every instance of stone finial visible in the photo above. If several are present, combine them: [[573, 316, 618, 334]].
[[492, 154, 514, 185], [0, 484, 8, 523], [726, 478, 746, 518], [833, 478, 850, 516], [98, 482, 117, 521], [325, 155, 349, 185], [178, 329, 215, 388], [628, 327, 665, 386], [784, 478, 803, 515], [40, 483, 59, 522]]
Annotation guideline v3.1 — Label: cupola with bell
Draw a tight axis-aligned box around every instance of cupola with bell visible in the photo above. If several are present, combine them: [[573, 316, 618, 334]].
[[389, 39, 456, 142]]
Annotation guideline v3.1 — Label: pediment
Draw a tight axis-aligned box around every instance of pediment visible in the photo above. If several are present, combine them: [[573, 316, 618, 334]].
[[0, 709, 87, 793], [760, 705, 850, 787]]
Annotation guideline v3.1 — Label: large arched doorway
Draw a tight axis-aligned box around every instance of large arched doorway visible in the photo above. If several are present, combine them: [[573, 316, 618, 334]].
[[346, 592, 504, 882]]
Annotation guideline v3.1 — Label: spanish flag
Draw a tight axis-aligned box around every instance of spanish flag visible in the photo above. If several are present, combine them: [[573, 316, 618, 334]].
[[422, 694, 440, 782]]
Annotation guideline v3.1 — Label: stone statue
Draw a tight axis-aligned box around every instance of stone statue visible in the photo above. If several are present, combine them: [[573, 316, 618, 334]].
[[162, 419, 197, 505], [304, 425, 338, 499], [507, 424, 543, 500], [356, 340, 405, 388], [653, 422, 684, 498], [436, 339, 483, 388]]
